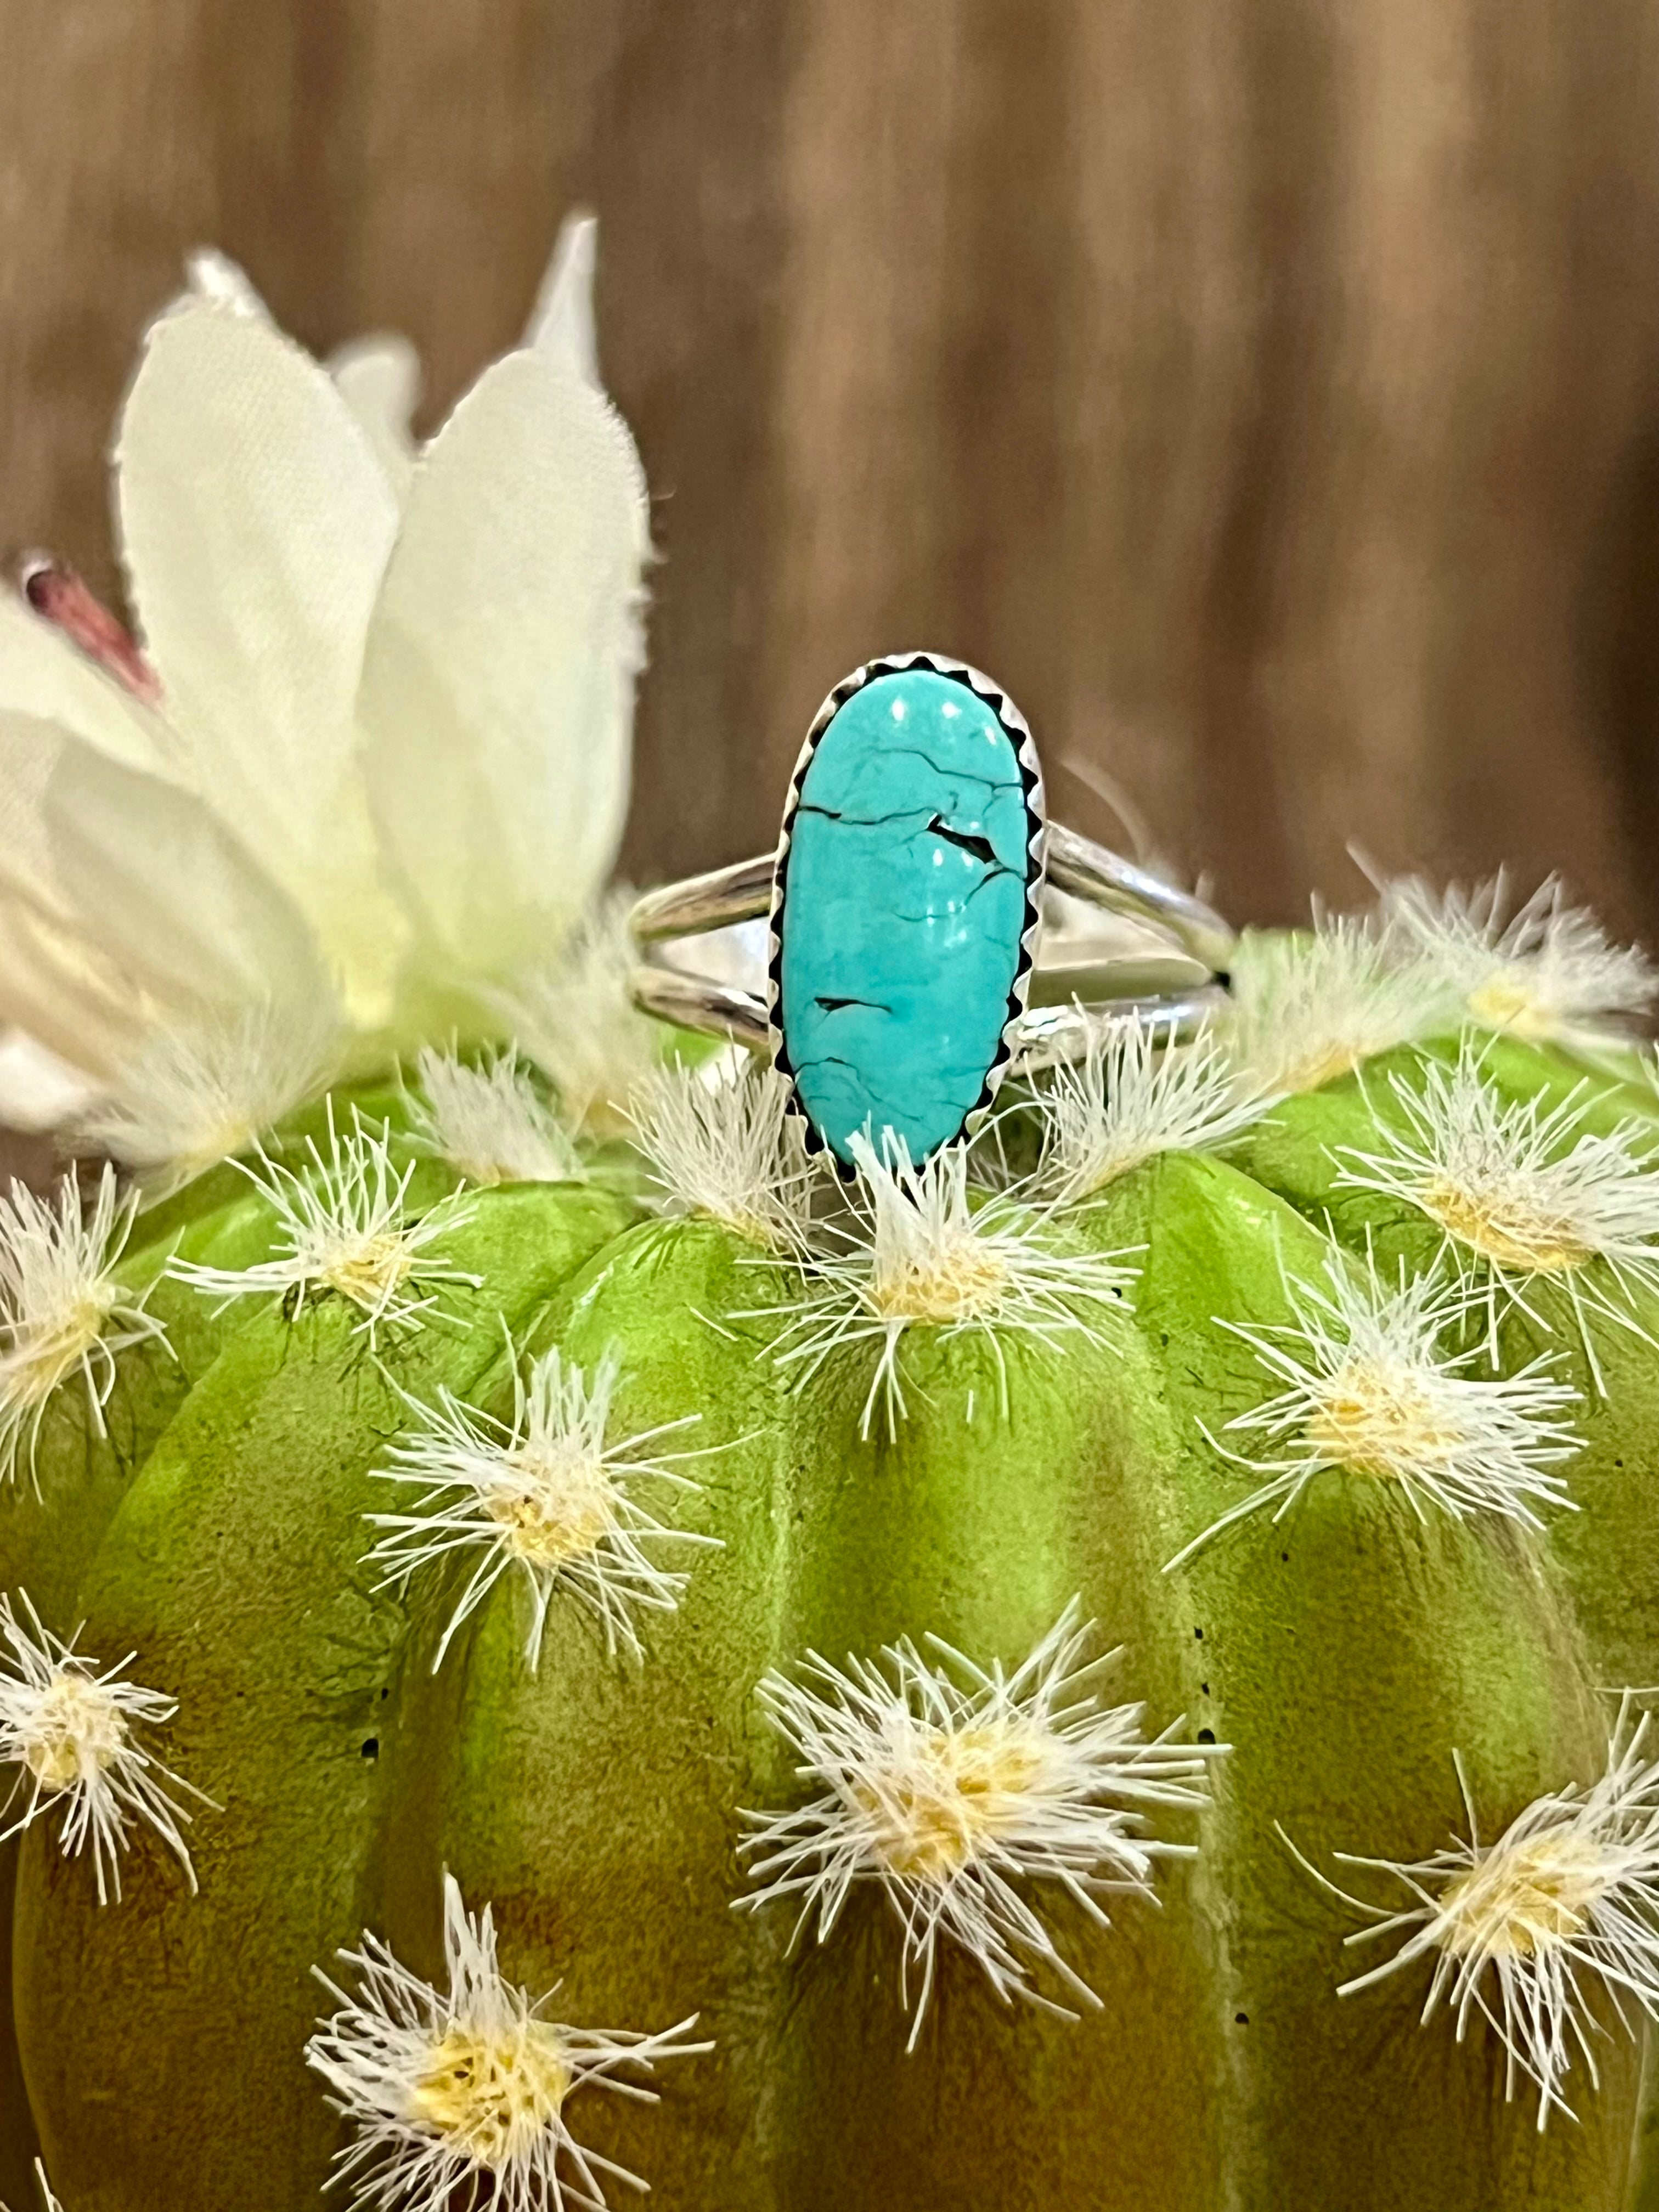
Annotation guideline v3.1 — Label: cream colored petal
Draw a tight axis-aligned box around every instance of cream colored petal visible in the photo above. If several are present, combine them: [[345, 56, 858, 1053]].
[[0, 1030, 98, 1131], [0, 895, 141, 1081], [0, 590, 174, 777], [185, 247, 271, 319], [114, 292, 400, 887], [42, 725, 328, 1012], [0, 721, 200, 1077], [358, 346, 648, 1011], [526, 209, 600, 383], [0, 716, 326, 1051], [330, 334, 420, 500], [0, 711, 98, 925]]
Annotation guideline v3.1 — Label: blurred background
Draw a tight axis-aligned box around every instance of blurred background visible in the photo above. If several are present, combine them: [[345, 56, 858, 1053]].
[[5, 0, 1659, 945]]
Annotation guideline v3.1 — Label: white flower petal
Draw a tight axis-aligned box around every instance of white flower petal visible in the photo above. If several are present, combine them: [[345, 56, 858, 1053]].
[[0, 708, 251, 1078], [184, 248, 270, 319], [42, 731, 328, 1016], [0, 718, 326, 1047], [525, 208, 600, 383], [0, 716, 160, 1073], [0, 1031, 97, 1132], [0, 590, 172, 777], [114, 292, 401, 887], [358, 347, 649, 1016], [0, 893, 143, 1080], [329, 334, 421, 500], [0, 713, 84, 915]]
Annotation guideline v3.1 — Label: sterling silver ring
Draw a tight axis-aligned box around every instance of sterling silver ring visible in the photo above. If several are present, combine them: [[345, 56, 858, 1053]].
[[629, 652, 1234, 1165]]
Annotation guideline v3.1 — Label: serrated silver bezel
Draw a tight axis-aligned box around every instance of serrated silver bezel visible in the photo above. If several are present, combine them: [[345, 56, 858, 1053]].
[[765, 650, 1048, 1169]]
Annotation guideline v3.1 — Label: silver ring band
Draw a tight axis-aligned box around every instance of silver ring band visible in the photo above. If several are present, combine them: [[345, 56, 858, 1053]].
[[629, 825, 1233, 978], [629, 835, 1233, 1069], [1043, 823, 1234, 977], [629, 959, 1229, 1071]]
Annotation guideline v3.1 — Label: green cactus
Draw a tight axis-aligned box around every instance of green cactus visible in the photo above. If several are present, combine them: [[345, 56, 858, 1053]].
[[5, 888, 1659, 2212]]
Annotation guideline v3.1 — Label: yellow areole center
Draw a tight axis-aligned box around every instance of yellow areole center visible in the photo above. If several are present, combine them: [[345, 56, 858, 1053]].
[[21, 1674, 126, 1792], [1305, 1358, 1469, 1476], [408, 2020, 572, 2165], [323, 1233, 416, 1312], [860, 1719, 1048, 1883], [872, 1233, 1009, 1324], [1437, 1833, 1607, 1960], [1466, 970, 1553, 1041], [488, 1446, 617, 1568], [5, 1291, 112, 1413], [1420, 1178, 1589, 1275]]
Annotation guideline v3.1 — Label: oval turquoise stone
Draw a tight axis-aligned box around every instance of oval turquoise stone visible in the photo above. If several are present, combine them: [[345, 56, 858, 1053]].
[[778, 667, 1033, 1165]]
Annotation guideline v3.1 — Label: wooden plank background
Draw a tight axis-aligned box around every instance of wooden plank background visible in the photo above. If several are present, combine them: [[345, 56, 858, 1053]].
[[4, 0, 1659, 945]]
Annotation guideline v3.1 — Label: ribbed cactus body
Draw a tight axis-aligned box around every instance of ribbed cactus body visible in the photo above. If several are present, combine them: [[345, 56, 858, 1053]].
[[1229, 1035, 1659, 2210], [1094, 1154, 1629, 2208], [0, 1167, 308, 2209], [4, 1019, 1658, 2210], [1229, 1038, 1659, 1700], [14, 1176, 629, 2210]]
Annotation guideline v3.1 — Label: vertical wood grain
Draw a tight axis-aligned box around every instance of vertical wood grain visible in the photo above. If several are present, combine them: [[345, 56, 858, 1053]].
[[3, 0, 1659, 943]]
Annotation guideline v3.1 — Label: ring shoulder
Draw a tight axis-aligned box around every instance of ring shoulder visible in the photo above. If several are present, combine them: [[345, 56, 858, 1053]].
[[629, 964, 772, 1053], [1045, 823, 1235, 972], [629, 850, 779, 943]]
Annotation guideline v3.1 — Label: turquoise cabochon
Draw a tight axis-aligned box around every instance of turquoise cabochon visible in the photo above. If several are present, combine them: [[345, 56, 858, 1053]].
[[776, 665, 1036, 1164]]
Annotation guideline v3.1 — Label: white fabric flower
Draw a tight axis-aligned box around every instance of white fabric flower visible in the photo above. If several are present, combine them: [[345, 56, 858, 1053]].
[[0, 212, 648, 1135]]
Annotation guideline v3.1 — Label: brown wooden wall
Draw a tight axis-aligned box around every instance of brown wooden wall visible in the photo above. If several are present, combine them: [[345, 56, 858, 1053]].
[[5, 0, 1659, 939]]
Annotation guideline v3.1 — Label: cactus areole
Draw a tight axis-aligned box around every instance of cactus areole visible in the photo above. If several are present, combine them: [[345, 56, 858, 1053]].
[[7, 800, 1659, 2208]]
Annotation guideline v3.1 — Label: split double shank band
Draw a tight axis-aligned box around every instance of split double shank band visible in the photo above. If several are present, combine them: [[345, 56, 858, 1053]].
[[629, 652, 1235, 1165]]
